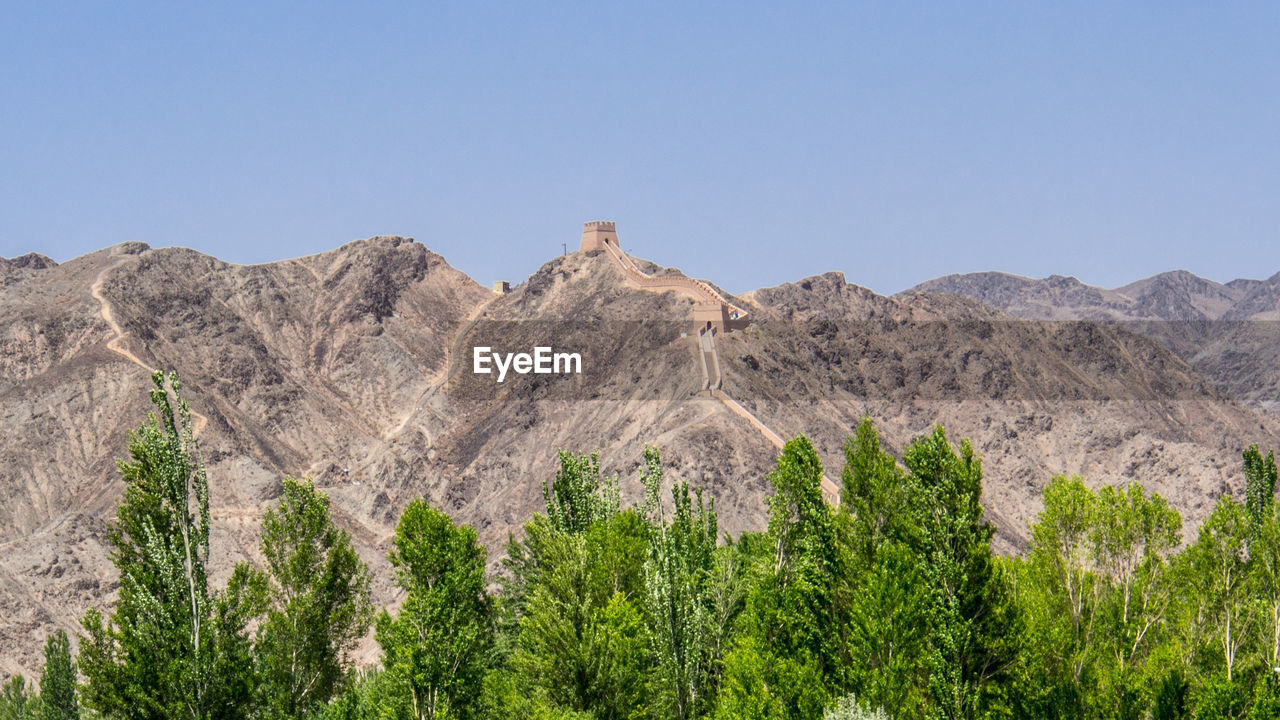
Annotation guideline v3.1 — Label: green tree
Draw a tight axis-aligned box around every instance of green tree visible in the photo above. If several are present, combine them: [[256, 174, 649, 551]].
[[1093, 483, 1182, 713], [1150, 667, 1189, 720], [502, 450, 626, 633], [1013, 477, 1182, 718], [1187, 496, 1252, 683], [716, 436, 844, 720], [513, 512, 650, 718], [256, 477, 373, 720], [768, 435, 845, 681], [1005, 555, 1080, 719], [544, 451, 619, 535], [1029, 475, 1098, 693], [479, 669, 594, 720], [640, 445, 722, 719], [1244, 445, 1278, 529], [714, 635, 827, 720], [1243, 446, 1280, 674], [586, 593, 649, 719], [39, 630, 78, 720], [376, 500, 492, 720], [316, 668, 378, 720], [79, 371, 261, 720], [1193, 673, 1248, 719], [1253, 502, 1280, 672], [0, 676, 39, 720], [823, 693, 888, 720], [903, 426, 1017, 720], [839, 420, 929, 715], [844, 541, 930, 715], [840, 418, 913, 566]]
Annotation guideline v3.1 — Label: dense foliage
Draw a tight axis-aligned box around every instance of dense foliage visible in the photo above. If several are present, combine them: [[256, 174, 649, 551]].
[[38, 631, 77, 720], [257, 477, 372, 719], [6, 378, 1280, 719], [79, 371, 262, 720]]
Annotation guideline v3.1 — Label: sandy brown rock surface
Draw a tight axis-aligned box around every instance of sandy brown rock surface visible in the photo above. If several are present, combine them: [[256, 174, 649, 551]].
[[909, 269, 1280, 413], [2, 240, 1278, 677]]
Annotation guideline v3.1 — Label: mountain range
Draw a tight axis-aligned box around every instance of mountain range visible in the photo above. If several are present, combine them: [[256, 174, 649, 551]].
[[908, 269, 1280, 414], [2, 234, 1278, 676]]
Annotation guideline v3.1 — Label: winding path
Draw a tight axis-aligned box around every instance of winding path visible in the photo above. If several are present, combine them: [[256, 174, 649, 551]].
[[0, 255, 222, 640], [90, 253, 210, 437], [3, 252, 217, 555], [598, 243, 841, 504]]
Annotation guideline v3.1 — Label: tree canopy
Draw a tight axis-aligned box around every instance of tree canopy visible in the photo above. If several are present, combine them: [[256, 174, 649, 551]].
[[5, 374, 1278, 719]]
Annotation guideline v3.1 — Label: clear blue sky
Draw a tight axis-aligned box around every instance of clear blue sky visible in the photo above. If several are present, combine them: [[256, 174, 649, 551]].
[[3, 3, 1278, 294]]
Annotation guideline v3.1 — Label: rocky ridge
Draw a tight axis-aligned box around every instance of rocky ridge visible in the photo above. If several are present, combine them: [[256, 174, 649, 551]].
[[908, 270, 1280, 413], [1, 240, 1278, 676]]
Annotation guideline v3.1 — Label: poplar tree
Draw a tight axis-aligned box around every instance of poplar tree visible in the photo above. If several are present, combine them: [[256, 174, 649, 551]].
[[544, 450, 619, 534], [1187, 496, 1252, 683], [716, 436, 842, 720], [1253, 495, 1280, 672], [1245, 444, 1279, 529], [38, 630, 78, 720], [1244, 446, 1280, 680], [511, 511, 650, 717], [376, 500, 492, 720], [256, 477, 372, 720], [1092, 483, 1181, 684], [904, 426, 1016, 720], [641, 446, 720, 719], [840, 418, 912, 566], [1029, 475, 1099, 695], [0, 676, 39, 720], [839, 421, 931, 714], [79, 371, 262, 720]]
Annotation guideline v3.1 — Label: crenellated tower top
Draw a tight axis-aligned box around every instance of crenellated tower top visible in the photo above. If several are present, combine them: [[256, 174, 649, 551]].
[[580, 220, 619, 253]]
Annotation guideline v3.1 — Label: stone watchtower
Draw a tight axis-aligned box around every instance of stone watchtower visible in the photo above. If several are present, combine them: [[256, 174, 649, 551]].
[[580, 221, 619, 252]]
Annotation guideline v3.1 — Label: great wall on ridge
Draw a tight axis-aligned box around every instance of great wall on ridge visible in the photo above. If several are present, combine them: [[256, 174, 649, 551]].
[[578, 221, 842, 503]]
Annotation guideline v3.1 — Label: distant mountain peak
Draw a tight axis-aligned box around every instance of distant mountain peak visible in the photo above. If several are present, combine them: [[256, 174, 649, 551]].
[[903, 265, 1280, 413]]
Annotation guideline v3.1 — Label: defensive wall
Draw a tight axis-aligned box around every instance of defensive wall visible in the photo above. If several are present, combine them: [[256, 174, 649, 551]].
[[577, 221, 840, 504], [580, 221, 748, 333]]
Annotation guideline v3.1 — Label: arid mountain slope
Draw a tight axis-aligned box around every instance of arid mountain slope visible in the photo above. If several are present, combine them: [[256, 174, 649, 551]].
[[0, 237, 493, 677], [908, 270, 1280, 413], [2, 240, 1278, 677], [733, 272, 1280, 544], [908, 270, 1252, 322]]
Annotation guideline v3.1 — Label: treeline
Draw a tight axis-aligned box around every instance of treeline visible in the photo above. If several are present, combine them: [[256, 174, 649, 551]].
[[3, 371, 1280, 719]]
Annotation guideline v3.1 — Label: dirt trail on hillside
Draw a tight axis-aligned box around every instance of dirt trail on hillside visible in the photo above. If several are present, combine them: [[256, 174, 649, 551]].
[[601, 244, 840, 501], [1, 255, 218, 553], [91, 253, 210, 438]]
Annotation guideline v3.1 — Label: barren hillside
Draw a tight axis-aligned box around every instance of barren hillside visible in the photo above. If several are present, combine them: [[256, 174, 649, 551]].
[[2, 239, 1278, 677], [909, 270, 1280, 413]]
